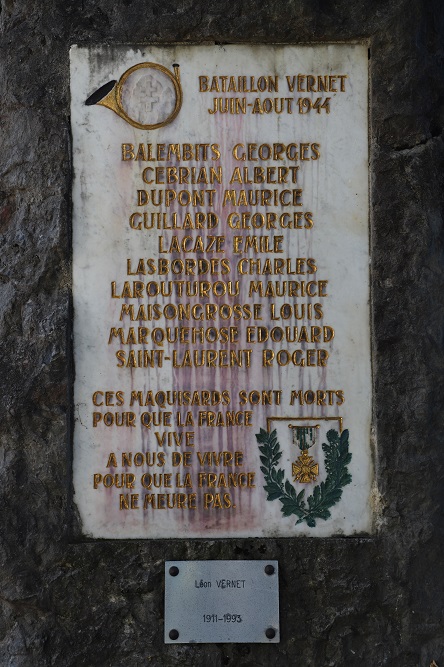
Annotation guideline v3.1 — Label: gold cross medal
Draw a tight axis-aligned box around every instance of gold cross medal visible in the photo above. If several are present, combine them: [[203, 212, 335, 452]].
[[290, 425, 320, 484]]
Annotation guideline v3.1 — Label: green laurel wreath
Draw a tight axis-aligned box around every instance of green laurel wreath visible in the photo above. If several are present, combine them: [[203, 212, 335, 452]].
[[256, 428, 352, 527]]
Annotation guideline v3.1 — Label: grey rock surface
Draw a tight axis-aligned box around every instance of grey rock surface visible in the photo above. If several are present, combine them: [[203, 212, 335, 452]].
[[0, 0, 443, 665]]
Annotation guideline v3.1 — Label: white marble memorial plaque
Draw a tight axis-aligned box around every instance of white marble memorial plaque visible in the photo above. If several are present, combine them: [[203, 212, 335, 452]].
[[71, 44, 371, 538], [164, 560, 280, 643]]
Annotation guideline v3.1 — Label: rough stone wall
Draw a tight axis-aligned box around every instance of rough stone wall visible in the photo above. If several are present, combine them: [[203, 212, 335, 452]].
[[0, 0, 443, 665]]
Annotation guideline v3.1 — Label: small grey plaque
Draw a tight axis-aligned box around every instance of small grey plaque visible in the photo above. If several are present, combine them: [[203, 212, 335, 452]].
[[164, 560, 279, 643]]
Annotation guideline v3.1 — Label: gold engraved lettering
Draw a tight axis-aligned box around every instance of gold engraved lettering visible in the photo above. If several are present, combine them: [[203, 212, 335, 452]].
[[172, 349, 252, 369], [143, 493, 197, 509], [262, 349, 329, 367], [197, 472, 255, 488]]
